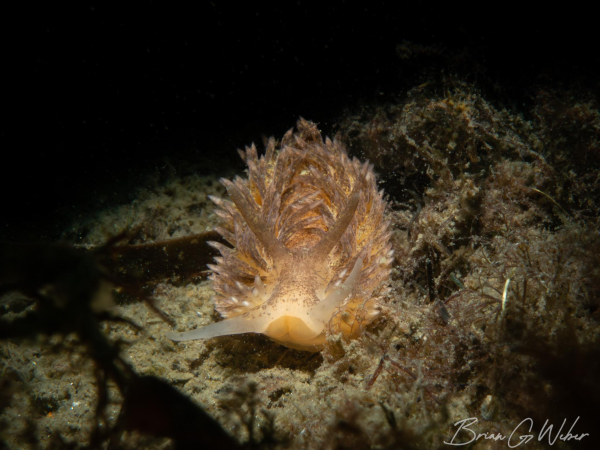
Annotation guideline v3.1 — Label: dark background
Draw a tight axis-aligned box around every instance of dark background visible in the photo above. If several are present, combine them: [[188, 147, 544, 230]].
[[1, 2, 597, 241]]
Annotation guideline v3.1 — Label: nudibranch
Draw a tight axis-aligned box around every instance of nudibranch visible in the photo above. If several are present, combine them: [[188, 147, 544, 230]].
[[167, 119, 393, 351]]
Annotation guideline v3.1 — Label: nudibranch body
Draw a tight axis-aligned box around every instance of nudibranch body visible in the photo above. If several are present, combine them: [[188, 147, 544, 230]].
[[167, 119, 393, 351]]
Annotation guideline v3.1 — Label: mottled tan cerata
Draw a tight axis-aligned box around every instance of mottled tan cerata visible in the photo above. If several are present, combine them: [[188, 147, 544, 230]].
[[167, 119, 393, 351]]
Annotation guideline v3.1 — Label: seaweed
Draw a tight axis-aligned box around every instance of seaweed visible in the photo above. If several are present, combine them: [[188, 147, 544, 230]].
[[0, 236, 242, 449]]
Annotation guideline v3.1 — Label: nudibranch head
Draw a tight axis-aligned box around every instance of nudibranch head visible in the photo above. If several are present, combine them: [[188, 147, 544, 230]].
[[167, 119, 393, 351]]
